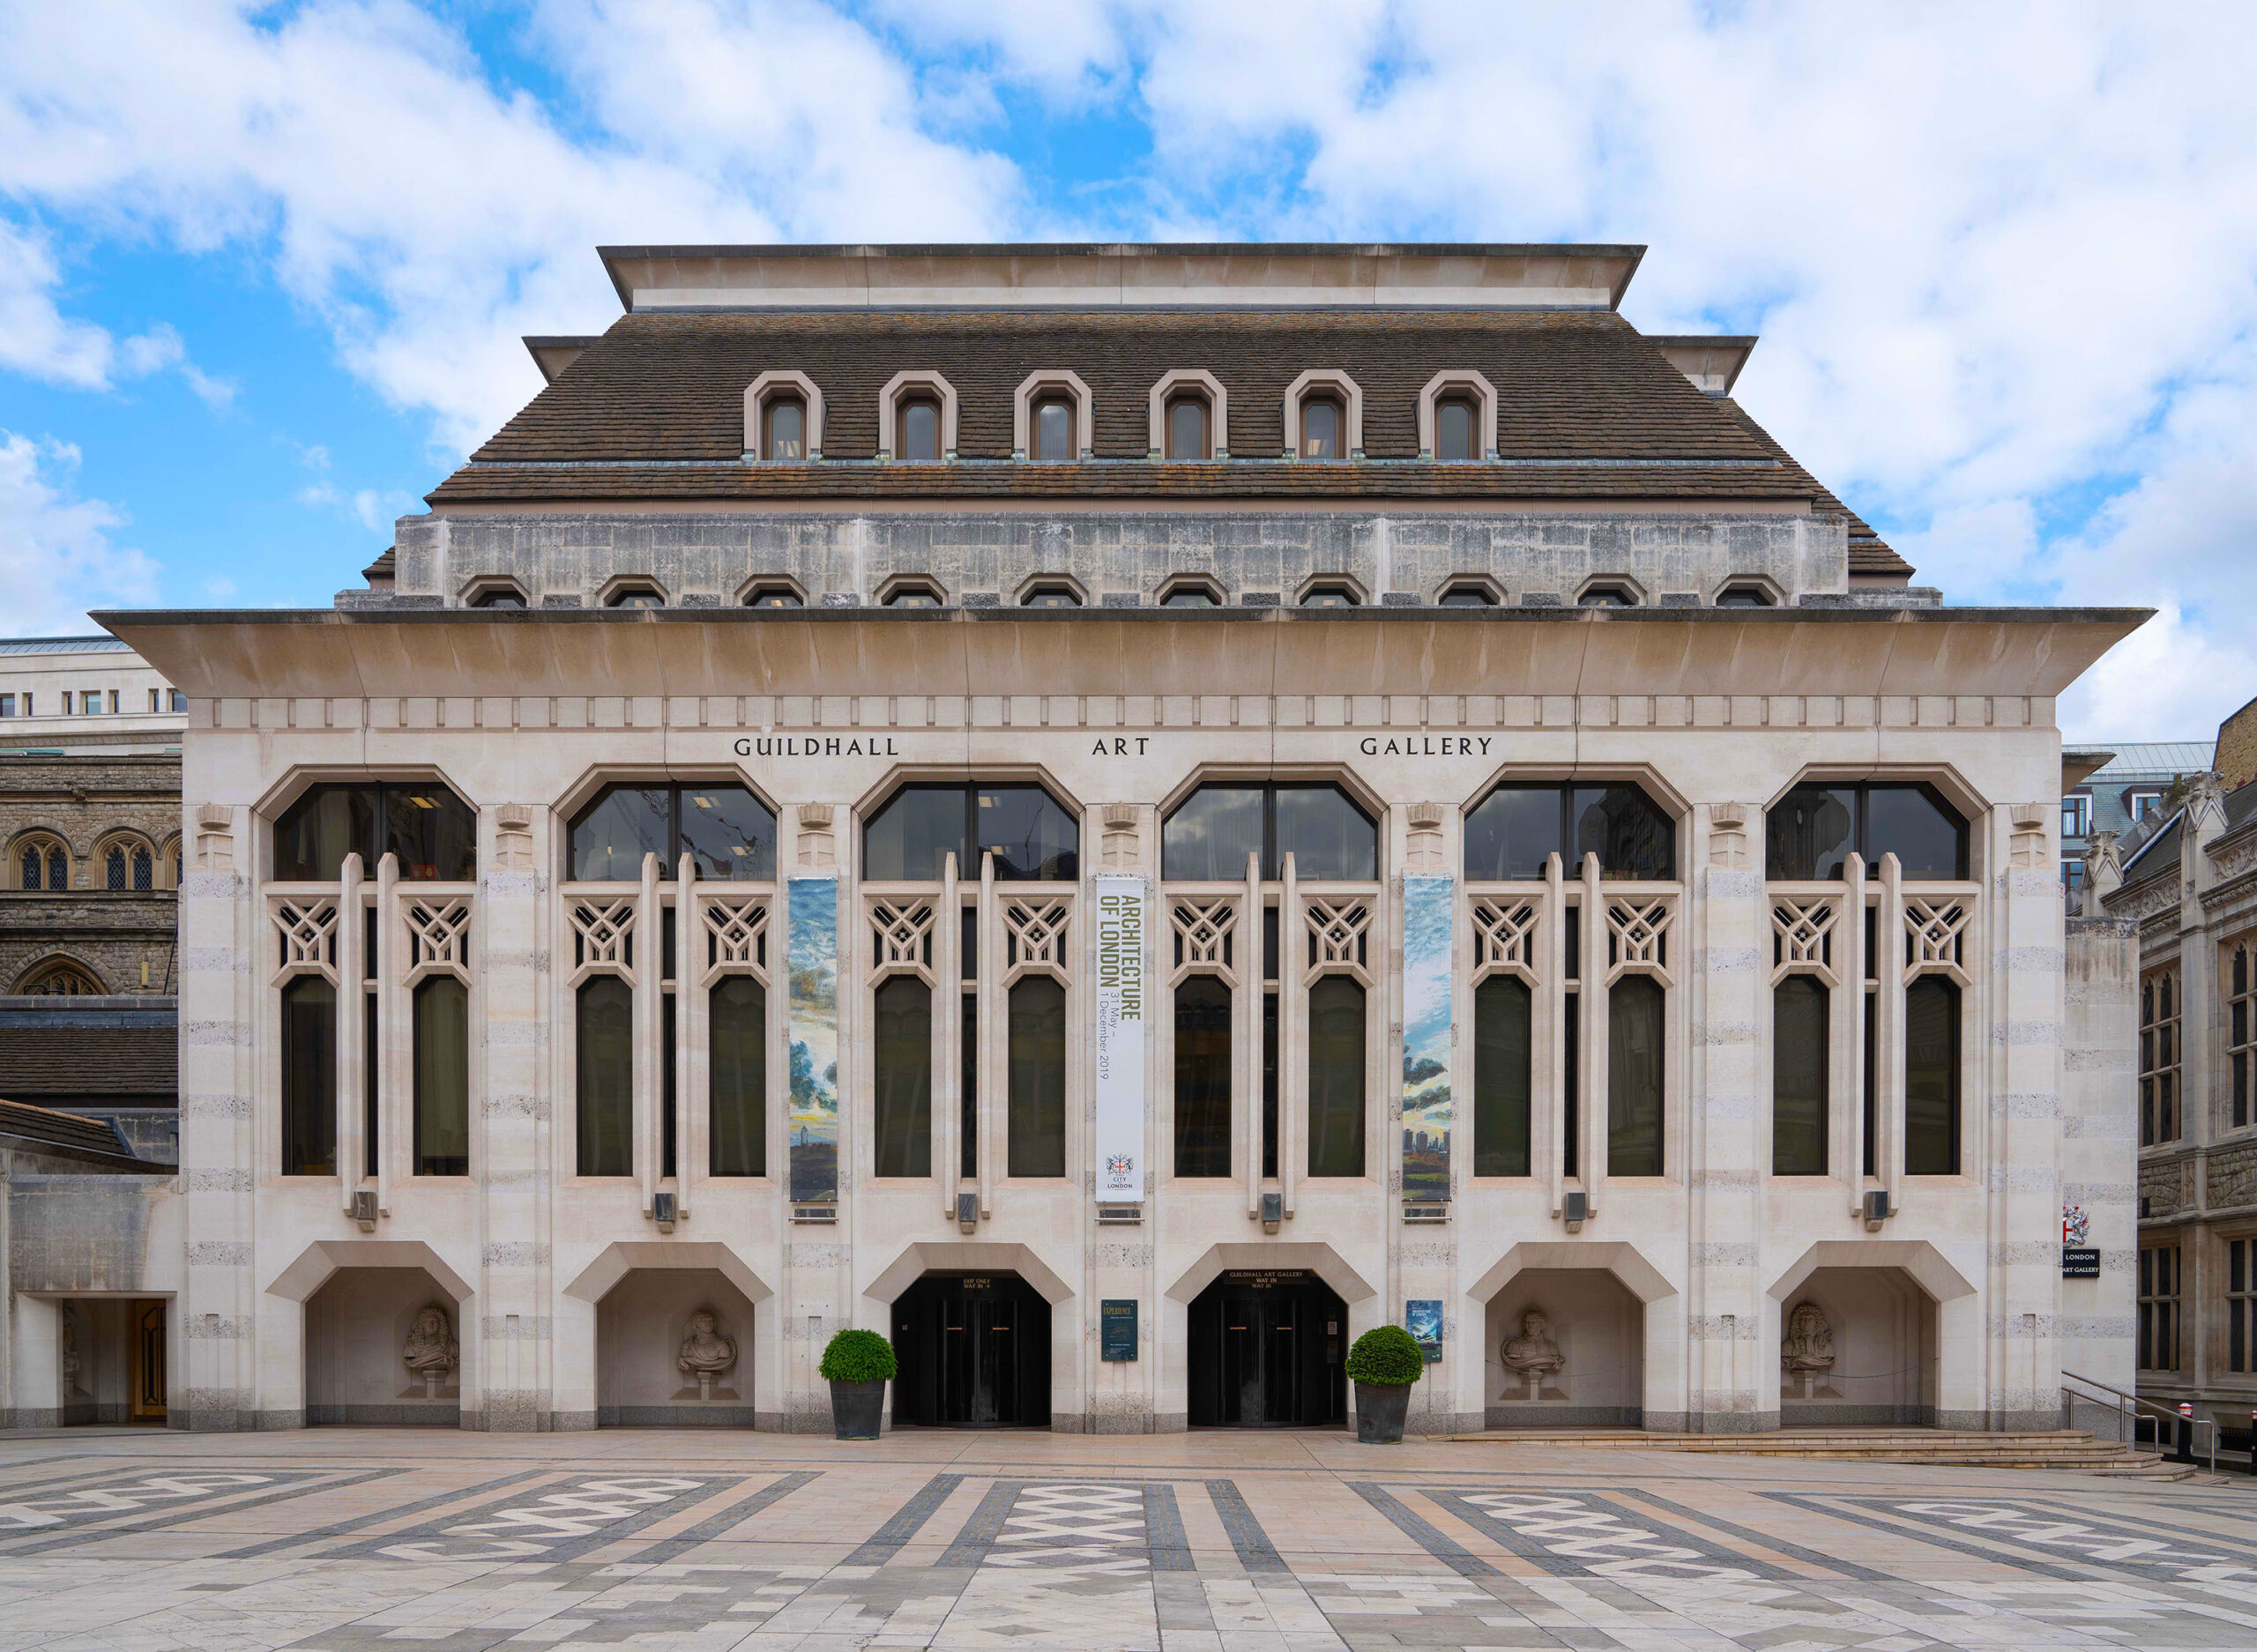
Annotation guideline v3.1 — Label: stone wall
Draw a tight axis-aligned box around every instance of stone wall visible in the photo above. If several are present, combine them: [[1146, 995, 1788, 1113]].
[[0, 752, 180, 994]]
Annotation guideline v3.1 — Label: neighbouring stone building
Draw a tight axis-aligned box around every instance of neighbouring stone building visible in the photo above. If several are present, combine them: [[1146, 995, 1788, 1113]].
[[2097, 692, 2257, 1449], [12, 242, 2144, 1438]]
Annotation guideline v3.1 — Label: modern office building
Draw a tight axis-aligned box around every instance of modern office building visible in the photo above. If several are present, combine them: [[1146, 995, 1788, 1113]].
[[14, 242, 2144, 1437]]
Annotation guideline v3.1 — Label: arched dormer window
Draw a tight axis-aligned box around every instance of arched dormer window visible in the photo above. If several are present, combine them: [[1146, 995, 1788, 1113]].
[[1418, 371, 1497, 462], [1282, 370, 1362, 462], [1148, 370, 1228, 461], [878, 371, 958, 463], [1014, 371, 1092, 462], [741, 370, 825, 462]]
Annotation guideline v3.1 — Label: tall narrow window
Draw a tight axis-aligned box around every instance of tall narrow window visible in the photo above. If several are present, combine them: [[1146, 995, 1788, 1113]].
[[1008, 976, 1067, 1177], [2232, 943, 2253, 1130], [106, 846, 126, 889], [960, 991, 979, 1179], [764, 396, 806, 461], [1904, 977, 1961, 1174], [280, 975, 337, 1176], [132, 848, 153, 890], [1435, 396, 1478, 462], [709, 975, 766, 1176], [1166, 395, 1209, 460], [1307, 976, 1366, 1176], [901, 396, 942, 462], [413, 976, 469, 1174], [1032, 396, 1074, 461], [2139, 1246, 2180, 1371], [2231, 1239, 2257, 1373], [2141, 969, 2180, 1146], [576, 977, 633, 1176], [1173, 975, 1233, 1176], [1473, 975, 1532, 1176], [1607, 975, 1664, 1176], [1772, 977, 1828, 1176], [1300, 396, 1345, 461], [872, 975, 933, 1178]]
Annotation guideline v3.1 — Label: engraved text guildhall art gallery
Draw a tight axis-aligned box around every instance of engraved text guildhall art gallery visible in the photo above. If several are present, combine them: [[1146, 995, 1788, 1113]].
[[56, 242, 2147, 1436]]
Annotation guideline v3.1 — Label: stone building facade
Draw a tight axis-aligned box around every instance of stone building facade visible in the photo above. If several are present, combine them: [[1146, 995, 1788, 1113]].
[[0, 754, 182, 997], [22, 242, 2142, 1437]]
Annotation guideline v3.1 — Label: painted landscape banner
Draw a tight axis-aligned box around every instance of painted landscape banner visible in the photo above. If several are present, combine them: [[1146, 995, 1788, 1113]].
[[787, 875, 840, 1202], [1093, 874, 1148, 1200], [1401, 874, 1455, 1202]]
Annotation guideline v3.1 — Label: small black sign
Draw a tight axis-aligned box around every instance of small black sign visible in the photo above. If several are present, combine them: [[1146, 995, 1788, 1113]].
[[1101, 1299, 1138, 1361], [2061, 1247, 2101, 1279]]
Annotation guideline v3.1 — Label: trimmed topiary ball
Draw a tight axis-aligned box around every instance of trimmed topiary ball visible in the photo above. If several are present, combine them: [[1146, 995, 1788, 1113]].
[[1344, 1324, 1426, 1387], [819, 1328, 899, 1383]]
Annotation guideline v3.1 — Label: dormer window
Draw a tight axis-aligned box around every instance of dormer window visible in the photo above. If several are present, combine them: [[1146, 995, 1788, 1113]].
[[745, 584, 802, 609], [1022, 584, 1080, 609], [884, 579, 944, 609], [901, 396, 942, 462], [1160, 578, 1221, 608], [1283, 370, 1361, 462], [880, 371, 958, 465], [764, 396, 807, 461], [606, 584, 666, 609], [1419, 371, 1496, 463], [1301, 395, 1345, 461], [1300, 584, 1359, 608], [1440, 580, 1497, 607], [1166, 393, 1210, 460], [1033, 398, 1073, 461], [1717, 583, 1775, 608], [1435, 397, 1478, 463], [1577, 583, 1637, 608], [473, 591, 525, 610]]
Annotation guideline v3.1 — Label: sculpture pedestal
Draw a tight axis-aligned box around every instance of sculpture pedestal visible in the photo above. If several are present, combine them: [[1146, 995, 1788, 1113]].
[[1521, 1371, 1543, 1403], [422, 1372, 441, 1400], [698, 1372, 716, 1402]]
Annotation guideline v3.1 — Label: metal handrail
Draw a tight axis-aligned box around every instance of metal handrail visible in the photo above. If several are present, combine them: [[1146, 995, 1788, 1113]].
[[2062, 1369, 2217, 1473]]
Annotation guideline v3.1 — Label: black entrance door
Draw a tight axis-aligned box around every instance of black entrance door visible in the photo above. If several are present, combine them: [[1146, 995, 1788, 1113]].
[[1188, 1269, 1346, 1426], [890, 1273, 1052, 1426]]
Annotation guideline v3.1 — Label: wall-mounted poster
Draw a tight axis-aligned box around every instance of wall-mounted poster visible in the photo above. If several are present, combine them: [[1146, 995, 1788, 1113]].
[[1406, 1298, 1444, 1361], [787, 876, 840, 1203], [1093, 874, 1147, 1201], [1401, 875, 1455, 1202]]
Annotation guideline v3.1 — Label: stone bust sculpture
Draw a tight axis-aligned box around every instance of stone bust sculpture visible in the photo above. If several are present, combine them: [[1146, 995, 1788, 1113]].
[[1501, 1309, 1565, 1377], [1781, 1301, 1835, 1373], [403, 1306, 458, 1379], [677, 1309, 738, 1395]]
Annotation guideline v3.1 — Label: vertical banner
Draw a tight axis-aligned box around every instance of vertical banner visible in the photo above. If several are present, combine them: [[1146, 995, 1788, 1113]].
[[1401, 874, 1455, 1202], [1093, 874, 1148, 1201], [787, 875, 840, 1203]]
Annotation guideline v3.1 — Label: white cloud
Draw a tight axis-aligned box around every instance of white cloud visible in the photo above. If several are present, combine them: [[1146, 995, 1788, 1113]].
[[0, 432, 161, 632], [0, 220, 225, 398]]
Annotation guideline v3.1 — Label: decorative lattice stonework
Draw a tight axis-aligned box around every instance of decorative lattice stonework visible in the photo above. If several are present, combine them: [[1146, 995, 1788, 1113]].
[[570, 899, 636, 982], [406, 900, 472, 980], [1305, 897, 1372, 979], [1169, 897, 1237, 984], [272, 900, 339, 981], [1606, 897, 1672, 980], [702, 897, 770, 983], [1004, 900, 1070, 978], [1770, 897, 1837, 981], [1471, 899, 1538, 982], [869, 900, 935, 979], [1903, 897, 1970, 981]]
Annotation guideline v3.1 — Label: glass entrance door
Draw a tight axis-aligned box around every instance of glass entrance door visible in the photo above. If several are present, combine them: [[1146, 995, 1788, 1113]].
[[1188, 1269, 1346, 1426], [892, 1273, 1051, 1427]]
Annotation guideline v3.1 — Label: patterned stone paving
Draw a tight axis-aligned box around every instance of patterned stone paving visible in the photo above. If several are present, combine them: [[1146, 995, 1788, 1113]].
[[3, 1430, 2257, 1648]]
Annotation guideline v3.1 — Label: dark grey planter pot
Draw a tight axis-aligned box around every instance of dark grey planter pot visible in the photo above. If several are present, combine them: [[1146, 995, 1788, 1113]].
[[1354, 1380, 1412, 1443], [830, 1379, 887, 1440]]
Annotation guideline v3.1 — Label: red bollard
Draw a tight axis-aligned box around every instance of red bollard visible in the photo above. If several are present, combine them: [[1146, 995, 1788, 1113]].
[[2176, 1401, 2195, 1465]]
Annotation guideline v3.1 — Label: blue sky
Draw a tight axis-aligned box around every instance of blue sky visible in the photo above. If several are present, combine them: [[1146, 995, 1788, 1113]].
[[4, 2, 2256, 741]]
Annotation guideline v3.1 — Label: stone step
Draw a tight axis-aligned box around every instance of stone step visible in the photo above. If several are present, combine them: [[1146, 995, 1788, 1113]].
[[1446, 1426, 2178, 1470]]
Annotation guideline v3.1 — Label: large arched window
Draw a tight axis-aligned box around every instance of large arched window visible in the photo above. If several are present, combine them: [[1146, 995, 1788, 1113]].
[[863, 782, 1077, 882], [16, 957, 104, 995], [1161, 783, 1374, 882], [275, 782, 477, 882], [1767, 783, 1966, 880], [1464, 782, 1675, 881], [567, 782, 777, 882], [15, 835, 69, 891]]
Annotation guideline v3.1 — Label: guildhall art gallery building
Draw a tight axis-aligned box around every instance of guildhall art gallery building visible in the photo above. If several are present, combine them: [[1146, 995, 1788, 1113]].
[[60, 242, 2145, 1435]]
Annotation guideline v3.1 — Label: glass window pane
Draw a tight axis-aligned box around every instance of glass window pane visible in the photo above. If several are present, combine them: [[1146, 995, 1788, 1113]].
[[1767, 786, 1856, 880], [1036, 398, 1071, 460], [979, 785, 1080, 881], [1437, 398, 1475, 462], [1868, 785, 1965, 879], [576, 977, 633, 1175], [570, 785, 671, 882], [1008, 976, 1067, 1177], [1276, 785, 1376, 881], [1473, 975, 1532, 1176], [133, 849, 153, 889], [413, 975, 469, 1175], [1168, 398, 1206, 460], [1173, 975, 1233, 1177], [1307, 975, 1366, 1176], [106, 847, 125, 889], [1303, 399, 1339, 460], [1464, 787, 1564, 881], [903, 398, 941, 461], [767, 399, 804, 460], [1574, 785, 1674, 880], [864, 785, 968, 882], [276, 785, 375, 881], [1771, 976, 1827, 1175], [679, 785, 777, 880], [386, 785, 478, 881], [873, 975, 933, 1178], [1904, 977, 1960, 1174], [1607, 975, 1665, 1176], [710, 976, 766, 1176], [280, 975, 337, 1175], [1163, 785, 1263, 882]]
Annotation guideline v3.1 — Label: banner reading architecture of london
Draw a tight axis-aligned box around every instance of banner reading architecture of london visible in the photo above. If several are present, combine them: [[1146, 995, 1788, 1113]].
[[1093, 874, 1147, 1201], [787, 876, 840, 1203], [1401, 874, 1454, 1202]]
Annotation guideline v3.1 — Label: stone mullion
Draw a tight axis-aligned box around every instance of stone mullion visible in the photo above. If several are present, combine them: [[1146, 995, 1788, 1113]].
[[480, 805, 547, 1430], [1695, 805, 1764, 1433]]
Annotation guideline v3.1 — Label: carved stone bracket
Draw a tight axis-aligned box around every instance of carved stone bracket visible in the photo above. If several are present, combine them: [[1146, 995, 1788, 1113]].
[[1708, 801, 1750, 869], [495, 803, 535, 871], [1100, 803, 1142, 871], [194, 803, 235, 872], [1405, 802, 1447, 874], [2009, 803, 2049, 868], [797, 802, 838, 871]]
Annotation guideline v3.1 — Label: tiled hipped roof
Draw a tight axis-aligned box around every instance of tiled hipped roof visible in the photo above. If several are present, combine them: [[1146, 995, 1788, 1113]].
[[0, 1097, 149, 1168], [432, 309, 1912, 576], [0, 1023, 176, 1101]]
